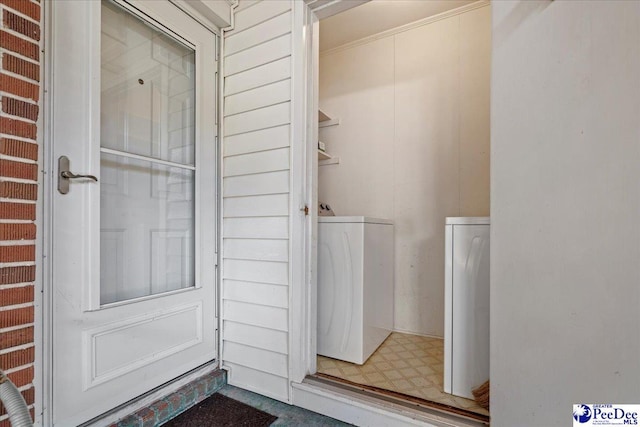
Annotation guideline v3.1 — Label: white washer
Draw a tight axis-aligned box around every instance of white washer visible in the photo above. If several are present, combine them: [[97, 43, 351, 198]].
[[317, 216, 394, 365], [444, 217, 490, 399]]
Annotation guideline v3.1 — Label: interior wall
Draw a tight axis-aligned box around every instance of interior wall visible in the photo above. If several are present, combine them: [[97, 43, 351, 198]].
[[491, 1, 640, 426], [318, 4, 490, 337]]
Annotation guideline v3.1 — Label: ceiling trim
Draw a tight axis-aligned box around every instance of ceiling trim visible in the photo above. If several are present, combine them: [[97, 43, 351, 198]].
[[320, 0, 490, 57], [307, 0, 371, 20]]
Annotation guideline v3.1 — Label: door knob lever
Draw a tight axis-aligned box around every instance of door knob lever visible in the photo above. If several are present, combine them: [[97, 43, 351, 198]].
[[58, 155, 98, 194], [60, 170, 98, 181]]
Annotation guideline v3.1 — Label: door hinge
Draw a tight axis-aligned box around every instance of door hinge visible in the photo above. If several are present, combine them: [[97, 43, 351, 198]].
[[300, 205, 309, 216]]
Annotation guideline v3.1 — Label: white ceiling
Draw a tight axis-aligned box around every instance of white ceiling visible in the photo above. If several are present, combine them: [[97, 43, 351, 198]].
[[319, 0, 478, 52]]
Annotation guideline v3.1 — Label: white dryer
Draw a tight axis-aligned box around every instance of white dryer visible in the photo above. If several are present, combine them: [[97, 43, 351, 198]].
[[317, 216, 394, 365], [444, 217, 490, 399]]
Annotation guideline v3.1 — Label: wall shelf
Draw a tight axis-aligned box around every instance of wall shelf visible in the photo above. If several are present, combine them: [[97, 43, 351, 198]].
[[318, 110, 339, 166], [319, 157, 340, 166], [319, 109, 340, 128]]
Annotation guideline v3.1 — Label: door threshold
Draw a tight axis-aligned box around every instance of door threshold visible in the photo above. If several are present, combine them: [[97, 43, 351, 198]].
[[313, 373, 490, 424], [295, 375, 489, 427]]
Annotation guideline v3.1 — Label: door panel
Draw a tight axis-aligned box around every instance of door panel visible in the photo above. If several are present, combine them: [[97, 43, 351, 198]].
[[51, 1, 217, 425]]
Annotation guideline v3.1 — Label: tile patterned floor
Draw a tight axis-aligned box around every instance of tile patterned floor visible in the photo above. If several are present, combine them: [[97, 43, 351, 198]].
[[317, 332, 489, 416]]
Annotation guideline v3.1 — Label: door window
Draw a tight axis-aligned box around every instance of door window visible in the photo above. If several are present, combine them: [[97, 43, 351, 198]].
[[100, 1, 197, 304]]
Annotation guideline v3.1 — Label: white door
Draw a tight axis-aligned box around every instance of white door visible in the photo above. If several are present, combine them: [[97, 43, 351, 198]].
[[50, 1, 217, 425]]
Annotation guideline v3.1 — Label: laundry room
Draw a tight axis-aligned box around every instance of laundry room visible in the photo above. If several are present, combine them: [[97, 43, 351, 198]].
[[312, 0, 491, 420]]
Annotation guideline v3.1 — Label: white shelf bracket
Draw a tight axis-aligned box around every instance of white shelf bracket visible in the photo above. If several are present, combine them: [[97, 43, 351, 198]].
[[319, 157, 340, 166]]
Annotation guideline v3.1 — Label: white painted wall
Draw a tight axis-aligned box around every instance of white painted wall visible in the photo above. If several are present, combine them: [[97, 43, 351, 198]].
[[491, 1, 640, 426], [318, 4, 490, 337], [221, 0, 293, 402]]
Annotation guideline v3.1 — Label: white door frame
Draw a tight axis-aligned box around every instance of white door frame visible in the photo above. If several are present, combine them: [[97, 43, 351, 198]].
[[39, 1, 227, 425], [290, 0, 361, 391], [288, 0, 319, 387]]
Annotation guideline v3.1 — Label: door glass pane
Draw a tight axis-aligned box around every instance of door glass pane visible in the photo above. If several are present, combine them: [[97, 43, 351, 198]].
[[100, 1, 196, 305], [100, 154, 195, 305], [101, 0, 195, 166]]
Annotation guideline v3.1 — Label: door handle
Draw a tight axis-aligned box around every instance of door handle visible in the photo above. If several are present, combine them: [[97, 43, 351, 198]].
[[60, 171, 98, 181], [58, 155, 98, 194]]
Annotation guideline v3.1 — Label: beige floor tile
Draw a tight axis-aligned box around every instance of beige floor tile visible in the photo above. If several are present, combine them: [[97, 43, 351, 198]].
[[382, 369, 403, 380], [346, 374, 367, 383], [391, 379, 413, 391], [405, 358, 425, 367], [391, 359, 409, 369], [360, 364, 379, 374], [364, 372, 386, 383], [415, 365, 436, 375]]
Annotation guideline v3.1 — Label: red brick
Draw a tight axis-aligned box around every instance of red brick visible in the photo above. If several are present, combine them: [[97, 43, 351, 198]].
[[0, 116, 36, 139], [23, 386, 34, 405], [0, 158, 38, 180], [0, 306, 33, 328], [0, 0, 40, 21], [0, 386, 35, 417], [0, 138, 38, 161], [0, 74, 38, 101], [6, 366, 33, 388], [0, 29, 38, 61], [2, 97, 38, 121], [0, 325, 33, 349], [0, 202, 35, 220], [0, 286, 33, 306], [0, 159, 37, 181], [0, 348, 35, 370], [0, 245, 34, 262], [3, 10, 39, 41], [136, 407, 156, 426], [0, 266, 35, 284], [2, 53, 39, 81], [0, 223, 35, 240], [0, 181, 37, 200]]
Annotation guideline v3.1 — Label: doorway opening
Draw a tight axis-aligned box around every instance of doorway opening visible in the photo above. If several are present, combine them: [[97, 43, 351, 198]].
[[307, 1, 491, 423]]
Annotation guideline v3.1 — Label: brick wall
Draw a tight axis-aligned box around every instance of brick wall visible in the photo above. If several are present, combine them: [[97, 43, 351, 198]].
[[0, 0, 41, 425]]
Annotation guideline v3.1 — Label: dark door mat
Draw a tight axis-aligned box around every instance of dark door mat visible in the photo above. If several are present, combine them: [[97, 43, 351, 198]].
[[163, 393, 278, 427]]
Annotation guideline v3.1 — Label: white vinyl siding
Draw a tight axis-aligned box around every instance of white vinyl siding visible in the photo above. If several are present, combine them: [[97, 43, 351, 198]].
[[221, 0, 293, 403], [225, 34, 292, 76], [223, 125, 290, 156], [225, 80, 291, 116], [223, 280, 288, 307], [223, 217, 288, 239], [225, 58, 291, 96], [223, 300, 288, 331], [223, 170, 290, 197], [224, 102, 291, 136], [225, 11, 292, 56], [223, 239, 288, 262]]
